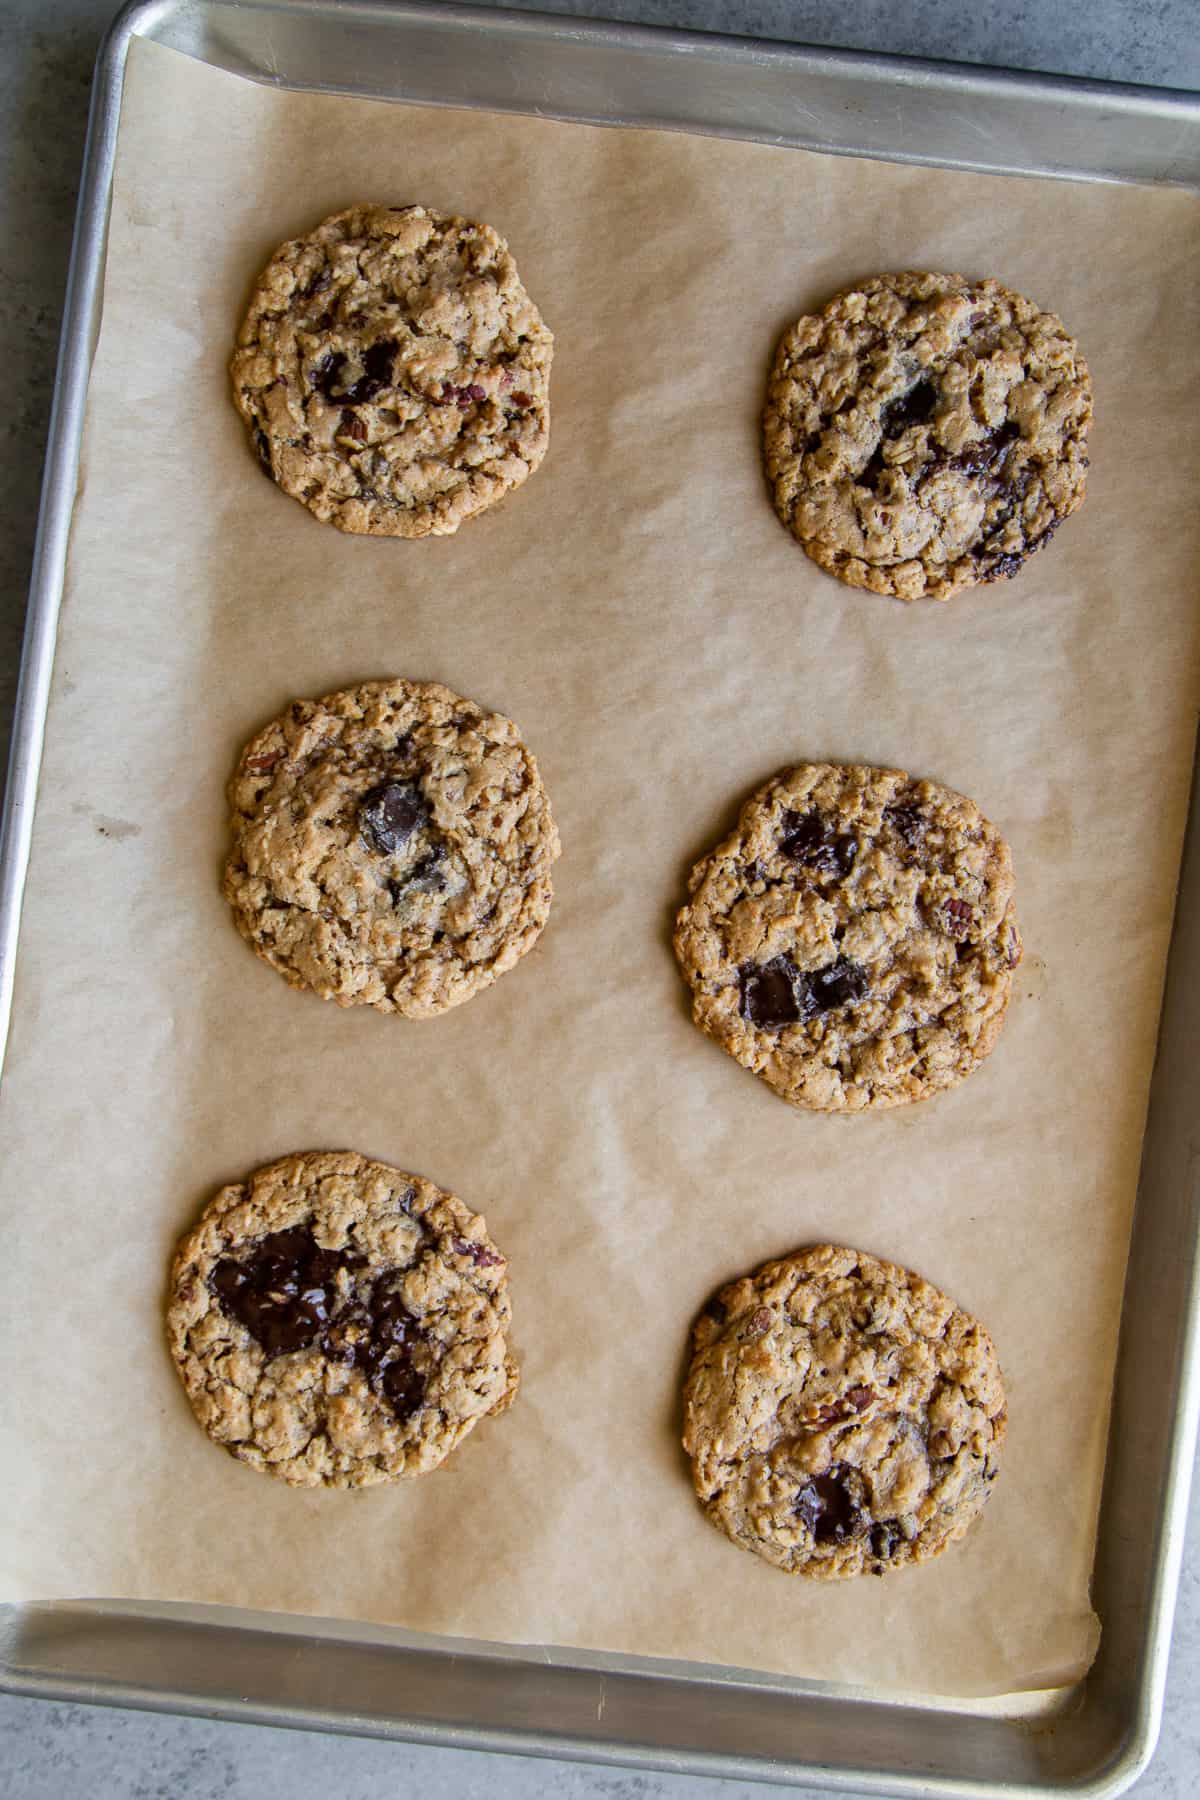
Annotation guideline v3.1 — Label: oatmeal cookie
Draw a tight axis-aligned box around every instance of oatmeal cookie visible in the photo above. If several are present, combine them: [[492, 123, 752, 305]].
[[167, 1150, 517, 1488], [683, 1243, 1006, 1577], [223, 679, 560, 1017], [673, 762, 1021, 1110], [763, 271, 1091, 599], [231, 204, 553, 536]]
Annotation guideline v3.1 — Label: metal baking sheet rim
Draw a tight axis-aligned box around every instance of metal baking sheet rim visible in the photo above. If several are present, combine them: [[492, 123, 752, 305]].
[[1, 3, 1198, 1795]]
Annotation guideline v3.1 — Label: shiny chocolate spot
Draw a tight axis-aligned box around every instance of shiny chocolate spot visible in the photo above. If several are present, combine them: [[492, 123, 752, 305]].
[[795, 1470, 860, 1544], [364, 1287, 429, 1422], [313, 339, 398, 406], [360, 782, 426, 855], [739, 956, 800, 1029], [779, 810, 857, 879], [799, 957, 869, 1015], [210, 1228, 353, 1358]]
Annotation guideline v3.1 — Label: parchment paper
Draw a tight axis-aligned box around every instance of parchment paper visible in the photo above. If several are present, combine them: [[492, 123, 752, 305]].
[[2, 34, 1199, 1700]]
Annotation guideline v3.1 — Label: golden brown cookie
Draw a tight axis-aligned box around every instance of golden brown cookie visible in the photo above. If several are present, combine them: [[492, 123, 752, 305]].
[[223, 679, 560, 1017], [683, 1244, 1006, 1578], [231, 204, 553, 537], [167, 1150, 517, 1488], [763, 271, 1091, 600], [673, 762, 1021, 1111]]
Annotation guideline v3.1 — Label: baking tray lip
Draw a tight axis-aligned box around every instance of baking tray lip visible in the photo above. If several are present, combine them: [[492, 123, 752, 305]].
[[130, 0, 1200, 117], [0, 1599, 1160, 1800], [0, 1, 1198, 1793]]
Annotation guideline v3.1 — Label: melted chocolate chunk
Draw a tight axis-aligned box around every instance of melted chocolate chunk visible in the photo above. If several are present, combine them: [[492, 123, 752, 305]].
[[882, 377, 937, 435], [740, 956, 800, 1029], [312, 339, 398, 406], [703, 1295, 728, 1326], [795, 1470, 861, 1544], [955, 419, 1019, 475], [799, 957, 869, 1016], [986, 550, 1026, 581], [779, 810, 857, 879], [363, 1287, 429, 1422], [253, 429, 272, 474], [210, 1227, 353, 1358], [360, 782, 426, 855], [884, 802, 924, 848], [310, 351, 340, 397], [211, 1228, 434, 1425]]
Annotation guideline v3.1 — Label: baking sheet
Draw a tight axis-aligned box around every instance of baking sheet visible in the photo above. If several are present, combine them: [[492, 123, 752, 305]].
[[1, 33, 1199, 1700]]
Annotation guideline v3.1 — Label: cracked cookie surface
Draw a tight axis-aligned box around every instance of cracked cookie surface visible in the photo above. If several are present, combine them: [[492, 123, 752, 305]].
[[673, 762, 1021, 1111], [167, 1150, 517, 1488], [763, 270, 1091, 600], [223, 678, 560, 1017], [683, 1244, 1006, 1578], [231, 204, 553, 537]]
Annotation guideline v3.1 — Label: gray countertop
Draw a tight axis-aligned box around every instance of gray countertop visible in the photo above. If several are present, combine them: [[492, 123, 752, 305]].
[[2, 1, 1198, 1795]]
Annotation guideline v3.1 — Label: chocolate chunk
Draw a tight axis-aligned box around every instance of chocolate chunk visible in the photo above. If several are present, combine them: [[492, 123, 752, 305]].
[[795, 1470, 861, 1544], [452, 1236, 505, 1268], [312, 340, 398, 406], [361, 337, 398, 389], [210, 1227, 352, 1358], [884, 802, 924, 848], [703, 1296, 728, 1326], [365, 1287, 428, 1422], [779, 809, 857, 879], [882, 377, 937, 435], [986, 550, 1026, 581], [955, 419, 1019, 475], [340, 409, 368, 443], [740, 956, 800, 1029], [779, 810, 824, 858], [253, 429, 273, 474], [360, 782, 426, 855], [799, 957, 869, 1016], [311, 351, 342, 398], [320, 1287, 430, 1424]]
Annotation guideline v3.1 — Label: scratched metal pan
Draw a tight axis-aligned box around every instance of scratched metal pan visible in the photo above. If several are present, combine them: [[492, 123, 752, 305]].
[[1, 2, 1199, 1793]]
